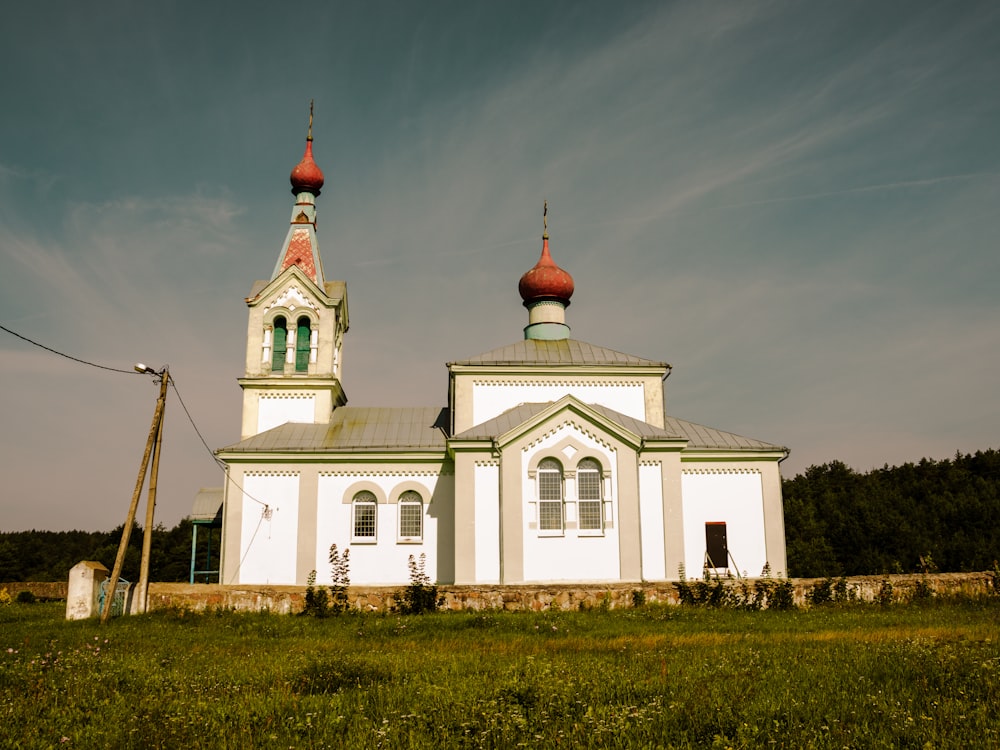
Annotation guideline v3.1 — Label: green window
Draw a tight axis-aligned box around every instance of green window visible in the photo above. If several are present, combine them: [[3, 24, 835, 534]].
[[271, 317, 287, 372], [295, 317, 311, 372]]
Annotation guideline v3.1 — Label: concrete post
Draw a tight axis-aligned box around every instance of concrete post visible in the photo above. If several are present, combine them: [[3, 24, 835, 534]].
[[66, 561, 110, 620]]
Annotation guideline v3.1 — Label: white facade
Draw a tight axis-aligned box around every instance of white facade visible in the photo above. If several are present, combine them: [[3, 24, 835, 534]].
[[214, 128, 789, 588]]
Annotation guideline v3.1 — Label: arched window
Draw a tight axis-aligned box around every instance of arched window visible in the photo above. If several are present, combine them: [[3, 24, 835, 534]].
[[537, 458, 564, 532], [295, 316, 311, 372], [398, 490, 423, 541], [352, 490, 377, 542], [271, 316, 287, 372], [577, 458, 603, 531]]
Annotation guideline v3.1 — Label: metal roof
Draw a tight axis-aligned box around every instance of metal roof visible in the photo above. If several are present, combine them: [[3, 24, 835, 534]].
[[452, 402, 682, 441], [191, 487, 223, 522], [453, 402, 784, 451], [449, 339, 669, 368], [220, 406, 449, 454], [664, 415, 785, 451], [219, 405, 782, 456]]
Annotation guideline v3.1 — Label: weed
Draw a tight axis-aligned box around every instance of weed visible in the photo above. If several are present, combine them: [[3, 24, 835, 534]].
[[911, 577, 935, 602], [395, 553, 441, 615], [328, 544, 351, 613], [301, 570, 329, 617], [806, 577, 854, 606], [876, 578, 895, 606]]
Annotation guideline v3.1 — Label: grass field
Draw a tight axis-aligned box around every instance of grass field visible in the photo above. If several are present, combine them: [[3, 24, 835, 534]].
[[2, 599, 999, 749]]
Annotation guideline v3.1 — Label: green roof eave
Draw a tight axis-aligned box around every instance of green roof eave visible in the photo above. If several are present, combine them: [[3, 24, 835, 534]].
[[217, 448, 449, 464], [680, 448, 790, 462]]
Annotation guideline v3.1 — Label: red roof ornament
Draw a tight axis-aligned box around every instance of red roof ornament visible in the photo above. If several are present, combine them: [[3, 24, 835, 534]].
[[518, 202, 574, 307], [290, 101, 325, 196]]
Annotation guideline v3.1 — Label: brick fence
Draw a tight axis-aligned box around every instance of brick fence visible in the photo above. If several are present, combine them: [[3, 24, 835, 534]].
[[5, 572, 995, 614]]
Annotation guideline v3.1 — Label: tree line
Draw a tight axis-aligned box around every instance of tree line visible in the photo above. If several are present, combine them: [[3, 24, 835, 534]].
[[0, 520, 214, 584], [2, 449, 998, 582], [783, 449, 1000, 577]]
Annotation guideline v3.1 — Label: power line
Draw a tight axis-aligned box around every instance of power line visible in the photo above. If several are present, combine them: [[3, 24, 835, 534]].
[[0, 322, 140, 375], [168, 375, 270, 510], [169, 377, 225, 469], [2, 319, 272, 516]]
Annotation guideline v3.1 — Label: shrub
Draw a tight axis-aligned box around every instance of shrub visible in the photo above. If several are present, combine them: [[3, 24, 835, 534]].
[[0, 587, 11, 606], [15, 590, 36, 604], [328, 544, 351, 614], [911, 577, 934, 602], [876, 578, 894, 606], [806, 577, 853, 607], [674, 566, 727, 608], [768, 579, 796, 610], [301, 570, 329, 617], [396, 553, 441, 615], [631, 589, 647, 608]]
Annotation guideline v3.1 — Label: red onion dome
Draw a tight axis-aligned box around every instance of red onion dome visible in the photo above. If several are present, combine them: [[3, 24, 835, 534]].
[[290, 139, 325, 196], [518, 237, 574, 306]]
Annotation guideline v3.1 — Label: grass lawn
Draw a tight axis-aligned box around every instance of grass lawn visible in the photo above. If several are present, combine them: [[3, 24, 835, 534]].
[[1, 599, 998, 748]]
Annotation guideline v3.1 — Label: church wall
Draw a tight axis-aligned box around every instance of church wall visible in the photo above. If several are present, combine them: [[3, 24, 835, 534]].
[[680, 467, 768, 578], [452, 451, 479, 585], [638, 462, 666, 579], [635, 451, 687, 581], [471, 378, 647, 427], [257, 393, 316, 433], [759, 461, 789, 577], [236, 472, 300, 585], [473, 462, 501, 583], [315, 468, 451, 586], [515, 421, 623, 583]]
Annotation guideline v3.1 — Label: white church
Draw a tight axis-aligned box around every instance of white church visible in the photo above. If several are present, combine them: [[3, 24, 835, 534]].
[[214, 116, 789, 588]]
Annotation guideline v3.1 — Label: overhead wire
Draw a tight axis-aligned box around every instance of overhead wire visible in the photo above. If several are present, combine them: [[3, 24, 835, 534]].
[[0, 322, 140, 375], [1, 320, 272, 510], [4, 319, 277, 581]]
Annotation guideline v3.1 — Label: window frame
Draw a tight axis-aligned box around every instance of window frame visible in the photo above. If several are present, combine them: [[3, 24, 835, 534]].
[[576, 458, 604, 534], [351, 490, 378, 543], [397, 490, 423, 543], [537, 458, 564, 535], [271, 316, 287, 372], [294, 316, 311, 372]]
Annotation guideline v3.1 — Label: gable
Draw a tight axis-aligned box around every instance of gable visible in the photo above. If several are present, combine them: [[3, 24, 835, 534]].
[[451, 395, 679, 453], [247, 264, 332, 310]]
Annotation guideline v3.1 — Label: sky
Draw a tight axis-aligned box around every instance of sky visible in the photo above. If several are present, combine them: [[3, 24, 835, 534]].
[[1, 1, 998, 532]]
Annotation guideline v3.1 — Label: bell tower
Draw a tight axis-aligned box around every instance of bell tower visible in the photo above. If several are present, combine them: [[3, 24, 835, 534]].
[[237, 103, 349, 440]]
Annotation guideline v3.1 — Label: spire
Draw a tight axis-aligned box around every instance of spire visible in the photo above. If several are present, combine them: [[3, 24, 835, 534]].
[[289, 100, 325, 197], [519, 202, 574, 340], [271, 103, 326, 284]]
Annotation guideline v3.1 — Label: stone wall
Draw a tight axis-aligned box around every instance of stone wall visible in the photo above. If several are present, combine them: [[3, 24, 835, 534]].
[[5, 572, 997, 614], [141, 572, 995, 614], [0, 581, 68, 601]]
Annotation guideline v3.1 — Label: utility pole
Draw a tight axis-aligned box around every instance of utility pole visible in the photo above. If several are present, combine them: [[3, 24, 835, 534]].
[[100, 365, 168, 624]]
